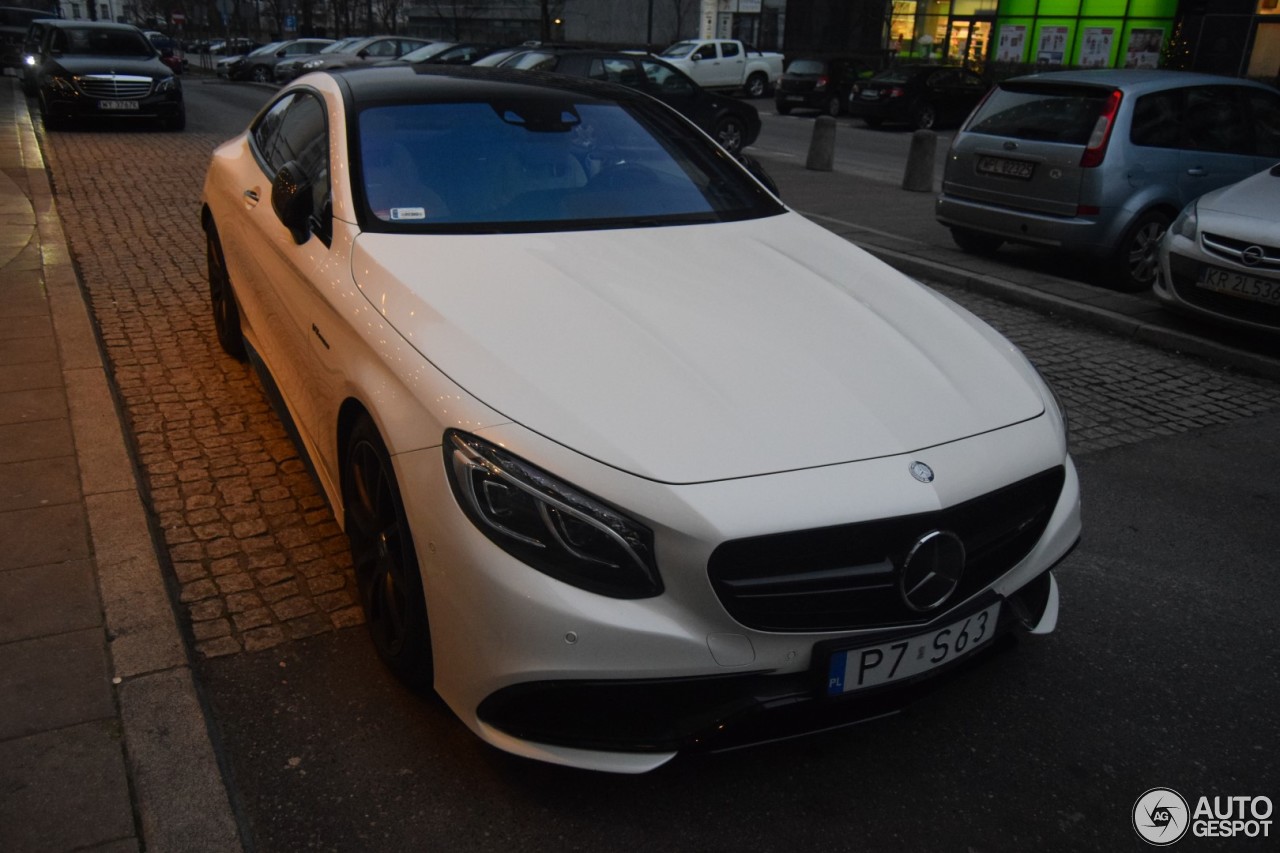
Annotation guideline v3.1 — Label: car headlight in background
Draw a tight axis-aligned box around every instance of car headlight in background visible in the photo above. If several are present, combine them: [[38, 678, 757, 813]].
[[303, 59, 324, 70], [1170, 200, 1199, 241], [48, 75, 77, 96], [445, 431, 662, 599]]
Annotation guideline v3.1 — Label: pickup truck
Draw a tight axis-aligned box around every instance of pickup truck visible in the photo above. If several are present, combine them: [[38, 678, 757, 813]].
[[658, 39, 784, 98]]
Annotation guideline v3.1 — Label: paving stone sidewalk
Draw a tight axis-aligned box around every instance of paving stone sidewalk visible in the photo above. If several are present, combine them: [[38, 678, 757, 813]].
[[0, 75, 242, 853]]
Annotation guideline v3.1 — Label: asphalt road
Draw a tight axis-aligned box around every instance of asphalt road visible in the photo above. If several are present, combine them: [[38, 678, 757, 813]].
[[36, 77, 1280, 852]]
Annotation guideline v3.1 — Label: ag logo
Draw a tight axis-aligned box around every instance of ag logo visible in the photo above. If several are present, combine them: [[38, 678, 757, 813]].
[[1133, 788, 1190, 845]]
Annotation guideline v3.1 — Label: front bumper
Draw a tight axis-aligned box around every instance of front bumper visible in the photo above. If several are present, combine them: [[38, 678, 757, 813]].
[[1155, 239, 1280, 336], [936, 192, 1113, 255], [42, 87, 182, 121], [395, 416, 1081, 773]]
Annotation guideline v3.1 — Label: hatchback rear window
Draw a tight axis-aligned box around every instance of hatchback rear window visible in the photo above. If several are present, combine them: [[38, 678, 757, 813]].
[[966, 84, 1112, 145], [786, 59, 825, 75]]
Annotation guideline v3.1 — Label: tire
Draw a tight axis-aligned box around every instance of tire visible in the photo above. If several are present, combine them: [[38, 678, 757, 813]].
[[950, 227, 1003, 255], [1111, 209, 1171, 292], [911, 101, 937, 130], [825, 95, 842, 118], [344, 416, 433, 688], [250, 64, 270, 83], [206, 225, 247, 361], [774, 100, 791, 115], [744, 72, 768, 99], [713, 115, 745, 154]]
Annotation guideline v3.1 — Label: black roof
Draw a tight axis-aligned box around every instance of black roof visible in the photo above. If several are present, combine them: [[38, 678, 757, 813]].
[[40, 19, 146, 32], [329, 63, 650, 107]]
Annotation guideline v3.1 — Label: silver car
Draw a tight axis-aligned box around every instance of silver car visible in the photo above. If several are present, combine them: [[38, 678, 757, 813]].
[[1155, 164, 1280, 337], [936, 70, 1280, 291]]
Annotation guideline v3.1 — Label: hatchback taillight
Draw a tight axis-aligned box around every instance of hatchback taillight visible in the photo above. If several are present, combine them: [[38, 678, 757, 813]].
[[887, 86, 905, 98], [1080, 90, 1122, 168], [815, 74, 830, 91]]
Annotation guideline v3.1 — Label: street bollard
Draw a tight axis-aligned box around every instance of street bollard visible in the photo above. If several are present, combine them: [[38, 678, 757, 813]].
[[901, 129, 938, 192], [806, 115, 836, 172]]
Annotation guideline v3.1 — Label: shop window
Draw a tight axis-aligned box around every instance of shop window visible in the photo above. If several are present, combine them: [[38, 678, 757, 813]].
[[1248, 22, 1280, 78]]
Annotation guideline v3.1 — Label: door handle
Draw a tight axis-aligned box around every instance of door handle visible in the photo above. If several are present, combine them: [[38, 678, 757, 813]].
[[243, 188, 260, 206], [1185, 167, 1207, 177]]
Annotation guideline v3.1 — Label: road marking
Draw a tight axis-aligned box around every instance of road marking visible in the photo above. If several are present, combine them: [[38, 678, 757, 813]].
[[800, 212, 929, 246]]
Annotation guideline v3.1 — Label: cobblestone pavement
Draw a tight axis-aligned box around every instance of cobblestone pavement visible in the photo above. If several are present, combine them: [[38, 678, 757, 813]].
[[42, 126, 1280, 660]]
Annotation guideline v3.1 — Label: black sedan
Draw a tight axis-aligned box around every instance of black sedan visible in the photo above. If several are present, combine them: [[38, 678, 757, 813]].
[[848, 65, 988, 131], [497, 48, 761, 154], [29, 20, 184, 130]]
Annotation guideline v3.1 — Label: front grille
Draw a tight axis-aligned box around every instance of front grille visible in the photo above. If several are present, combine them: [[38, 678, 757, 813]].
[[1202, 232, 1280, 273], [77, 74, 153, 99], [708, 466, 1066, 633]]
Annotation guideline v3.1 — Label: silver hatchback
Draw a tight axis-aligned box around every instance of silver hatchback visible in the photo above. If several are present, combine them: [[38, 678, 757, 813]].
[[936, 70, 1280, 291]]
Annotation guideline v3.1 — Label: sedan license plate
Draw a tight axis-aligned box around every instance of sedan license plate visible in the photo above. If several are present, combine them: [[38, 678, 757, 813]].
[[99, 100, 139, 111], [977, 155, 1035, 180], [1197, 266, 1280, 306], [826, 602, 1000, 696]]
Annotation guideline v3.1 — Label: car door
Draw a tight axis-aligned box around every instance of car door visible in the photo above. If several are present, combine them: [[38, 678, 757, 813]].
[[235, 90, 336, 447], [1177, 85, 1269, 201], [716, 40, 745, 89]]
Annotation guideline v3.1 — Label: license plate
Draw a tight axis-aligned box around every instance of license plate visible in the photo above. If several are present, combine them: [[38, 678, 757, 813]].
[[99, 100, 139, 110], [859, 90, 880, 100], [1197, 266, 1280, 306], [976, 155, 1035, 180], [784, 95, 805, 102], [826, 602, 1001, 695]]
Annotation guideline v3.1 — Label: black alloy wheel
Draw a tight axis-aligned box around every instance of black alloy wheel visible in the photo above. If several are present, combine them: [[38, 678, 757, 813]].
[[251, 64, 270, 83], [825, 95, 842, 117], [206, 225, 246, 361], [344, 417, 433, 688], [745, 72, 768, 99], [1113, 209, 1171, 292], [912, 101, 937, 130]]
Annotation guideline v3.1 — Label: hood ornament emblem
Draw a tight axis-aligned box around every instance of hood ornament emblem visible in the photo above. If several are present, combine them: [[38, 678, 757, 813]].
[[909, 461, 934, 483]]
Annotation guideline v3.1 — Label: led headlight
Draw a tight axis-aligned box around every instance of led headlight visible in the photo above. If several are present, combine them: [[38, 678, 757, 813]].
[[49, 75, 77, 96], [155, 75, 179, 93], [303, 59, 324, 70], [445, 430, 662, 599]]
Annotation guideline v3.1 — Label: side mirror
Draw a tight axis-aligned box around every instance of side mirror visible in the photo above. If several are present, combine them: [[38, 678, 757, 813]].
[[271, 161, 314, 244]]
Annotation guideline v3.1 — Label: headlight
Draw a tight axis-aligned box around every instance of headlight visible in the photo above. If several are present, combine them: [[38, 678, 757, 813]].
[[1170, 200, 1198, 241], [303, 59, 323, 70], [155, 75, 179, 93], [445, 431, 662, 599], [24, 54, 36, 66]]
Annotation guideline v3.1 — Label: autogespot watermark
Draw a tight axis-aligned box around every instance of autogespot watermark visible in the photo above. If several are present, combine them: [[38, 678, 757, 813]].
[[1133, 788, 1273, 845]]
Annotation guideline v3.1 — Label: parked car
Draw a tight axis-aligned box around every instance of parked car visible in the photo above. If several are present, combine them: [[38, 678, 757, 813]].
[[277, 35, 431, 83], [936, 70, 1280, 291], [496, 47, 761, 153], [775, 55, 873, 117], [30, 20, 184, 130], [200, 64, 1079, 773], [406, 41, 502, 65], [1155, 164, 1280, 337], [146, 31, 186, 74], [226, 38, 333, 82], [273, 36, 362, 83], [849, 64, 988, 130], [218, 40, 281, 79], [0, 4, 46, 70]]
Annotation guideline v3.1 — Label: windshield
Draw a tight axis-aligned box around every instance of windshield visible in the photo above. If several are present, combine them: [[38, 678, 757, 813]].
[[320, 38, 361, 54], [399, 42, 452, 63], [248, 41, 284, 57], [786, 59, 825, 75], [967, 84, 1111, 144], [498, 50, 557, 71], [659, 41, 697, 58], [355, 96, 782, 233], [56, 27, 154, 57]]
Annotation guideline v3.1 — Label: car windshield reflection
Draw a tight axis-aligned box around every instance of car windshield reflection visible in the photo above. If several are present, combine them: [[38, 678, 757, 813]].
[[356, 98, 778, 233]]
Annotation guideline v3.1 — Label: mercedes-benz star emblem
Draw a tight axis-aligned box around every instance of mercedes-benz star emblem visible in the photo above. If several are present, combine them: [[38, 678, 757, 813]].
[[909, 461, 934, 483], [899, 530, 966, 612]]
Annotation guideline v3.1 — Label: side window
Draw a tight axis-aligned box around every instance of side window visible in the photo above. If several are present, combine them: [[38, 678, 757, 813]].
[[642, 59, 694, 96], [694, 44, 716, 60], [1130, 89, 1184, 149], [365, 40, 397, 58], [721, 42, 739, 58], [1245, 89, 1280, 158], [586, 58, 609, 82], [1183, 86, 1251, 154], [600, 57, 641, 87], [252, 94, 295, 163]]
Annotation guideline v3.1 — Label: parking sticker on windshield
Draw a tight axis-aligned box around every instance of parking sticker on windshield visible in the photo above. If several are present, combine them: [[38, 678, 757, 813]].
[[390, 207, 426, 221]]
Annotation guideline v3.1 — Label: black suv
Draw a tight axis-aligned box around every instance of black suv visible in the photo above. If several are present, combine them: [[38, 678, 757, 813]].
[[30, 20, 184, 130], [496, 48, 761, 154], [775, 56, 874, 117]]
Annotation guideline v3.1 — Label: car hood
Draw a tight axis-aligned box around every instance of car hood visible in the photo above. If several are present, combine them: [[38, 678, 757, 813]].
[[351, 214, 1045, 483], [52, 55, 169, 76], [1197, 166, 1280, 225]]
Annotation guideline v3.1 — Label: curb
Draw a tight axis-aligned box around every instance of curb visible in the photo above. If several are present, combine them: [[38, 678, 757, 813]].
[[16, 80, 245, 853]]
